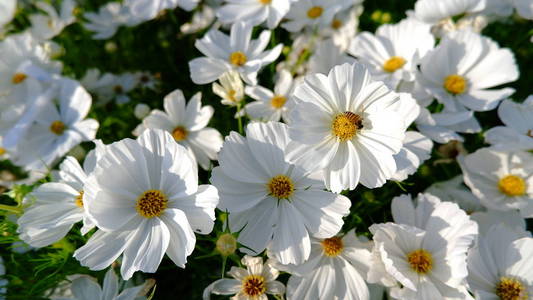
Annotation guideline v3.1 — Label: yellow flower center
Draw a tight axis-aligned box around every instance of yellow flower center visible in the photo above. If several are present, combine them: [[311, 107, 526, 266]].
[[113, 85, 124, 94], [216, 233, 237, 257], [135, 190, 168, 218], [0, 147, 5, 156], [444, 74, 467, 95], [12, 73, 27, 84], [407, 249, 433, 274], [172, 126, 188, 141], [321, 236, 344, 257], [331, 19, 343, 29], [267, 175, 294, 199], [307, 6, 323, 19], [498, 175, 526, 197], [331, 112, 363, 141], [258, 0, 271, 4], [270, 95, 287, 109], [229, 51, 247, 67], [495, 277, 528, 300], [527, 129, 533, 138], [75, 191, 84, 208], [50, 120, 66, 135], [242, 275, 266, 297], [383, 56, 406, 73]]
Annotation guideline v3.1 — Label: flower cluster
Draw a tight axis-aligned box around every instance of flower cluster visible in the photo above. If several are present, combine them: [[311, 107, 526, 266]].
[[0, 0, 532, 299]]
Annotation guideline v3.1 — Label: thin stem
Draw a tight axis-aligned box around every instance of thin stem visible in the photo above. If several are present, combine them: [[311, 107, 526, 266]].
[[0, 204, 22, 214], [236, 103, 244, 134]]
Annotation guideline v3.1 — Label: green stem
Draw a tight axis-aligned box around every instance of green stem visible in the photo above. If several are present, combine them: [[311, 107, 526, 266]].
[[236, 103, 244, 134], [0, 204, 22, 214]]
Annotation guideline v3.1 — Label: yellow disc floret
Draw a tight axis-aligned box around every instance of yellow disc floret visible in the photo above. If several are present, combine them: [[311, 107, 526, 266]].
[[75, 191, 84, 208], [444, 74, 467, 95], [229, 51, 247, 67], [331, 112, 363, 141], [0, 147, 5, 156], [242, 275, 266, 297], [321, 236, 344, 257], [383, 56, 406, 73], [270, 95, 287, 109], [267, 175, 294, 199], [172, 126, 188, 141], [307, 6, 323, 19], [498, 175, 526, 197], [407, 249, 433, 274], [136, 189, 168, 218], [50, 120, 66, 135], [12, 73, 27, 84], [258, 0, 271, 4], [495, 277, 528, 300]]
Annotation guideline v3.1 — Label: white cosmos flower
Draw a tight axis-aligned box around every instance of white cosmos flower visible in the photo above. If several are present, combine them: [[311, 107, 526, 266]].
[[418, 30, 519, 112], [83, 3, 133, 40], [243, 69, 295, 123], [28, 0, 76, 41], [307, 39, 356, 75], [0, 0, 16, 28], [74, 129, 219, 280], [273, 229, 371, 300], [203, 255, 285, 300], [320, 6, 363, 51], [217, 0, 291, 29], [282, 0, 345, 32], [51, 267, 153, 300], [470, 210, 526, 236], [485, 96, 533, 151], [415, 107, 481, 143], [425, 176, 484, 215], [211, 121, 351, 265], [460, 148, 533, 218], [413, 0, 486, 24], [125, 0, 199, 22], [180, 4, 216, 34], [467, 224, 533, 300], [212, 70, 245, 107], [391, 131, 433, 182], [189, 21, 282, 85], [349, 18, 435, 89], [17, 156, 96, 248], [133, 89, 223, 170], [285, 62, 418, 192]]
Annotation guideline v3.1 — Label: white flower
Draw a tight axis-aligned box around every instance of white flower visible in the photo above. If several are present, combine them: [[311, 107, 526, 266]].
[[307, 39, 356, 75], [369, 194, 478, 299], [349, 18, 435, 89], [415, 107, 481, 143], [83, 3, 132, 40], [180, 5, 216, 34], [391, 131, 433, 182], [467, 224, 533, 300], [485, 96, 533, 151], [460, 148, 533, 218], [320, 6, 363, 51], [470, 210, 527, 236], [74, 129, 219, 279], [273, 230, 371, 300], [413, 0, 486, 24], [134, 103, 151, 120], [50, 268, 153, 300], [243, 69, 295, 122], [189, 21, 282, 85], [285, 62, 418, 192], [282, 0, 345, 32], [11, 78, 99, 172], [425, 176, 484, 214], [514, 0, 533, 19], [133, 89, 223, 170], [418, 30, 519, 112], [217, 0, 291, 29], [211, 121, 351, 264], [17, 156, 96, 247], [28, 0, 76, 41], [203, 255, 285, 300], [212, 70, 244, 106], [125, 0, 199, 23], [134, 72, 159, 91], [0, 0, 16, 28]]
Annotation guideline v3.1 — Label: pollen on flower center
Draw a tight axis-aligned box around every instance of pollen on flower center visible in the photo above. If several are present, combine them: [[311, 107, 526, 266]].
[[383, 56, 406, 73], [216, 233, 237, 257], [270, 95, 287, 109], [12, 73, 28, 84], [495, 277, 528, 300], [444, 74, 467, 95], [0, 147, 5, 156], [50, 120, 66, 135], [258, 0, 271, 4], [136, 189, 168, 218], [267, 175, 294, 199], [407, 249, 433, 274], [331, 112, 363, 141], [172, 126, 188, 141], [242, 275, 266, 297], [229, 51, 247, 66], [331, 19, 343, 29], [321, 237, 344, 257], [307, 6, 323, 19], [75, 191, 84, 208], [498, 175, 526, 197]]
